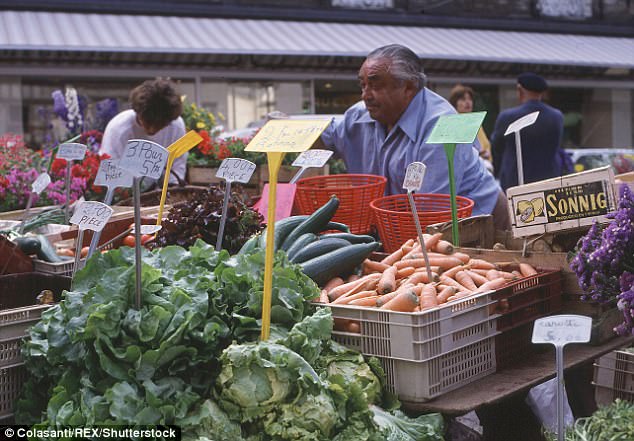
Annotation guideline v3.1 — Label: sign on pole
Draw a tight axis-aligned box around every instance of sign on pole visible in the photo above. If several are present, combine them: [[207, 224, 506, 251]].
[[504, 111, 540, 186], [57, 142, 87, 223], [69, 201, 113, 278]]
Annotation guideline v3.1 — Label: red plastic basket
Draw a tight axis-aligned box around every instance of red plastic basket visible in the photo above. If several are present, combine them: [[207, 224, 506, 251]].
[[295, 174, 387, 234], [370, 193, 474, 252]]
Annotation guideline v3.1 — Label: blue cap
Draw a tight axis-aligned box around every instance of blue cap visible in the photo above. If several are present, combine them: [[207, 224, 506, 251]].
[[517, 72, 548, 93]]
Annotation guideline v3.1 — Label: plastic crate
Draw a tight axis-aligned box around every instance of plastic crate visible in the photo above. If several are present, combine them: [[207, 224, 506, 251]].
[[295, 174, 386, 235], [493, 269, 563, 369], [327, 291, 498, 361], [0, 273, 70, 419], [370, 193, 474, 253], [593, 349, 634, 406]]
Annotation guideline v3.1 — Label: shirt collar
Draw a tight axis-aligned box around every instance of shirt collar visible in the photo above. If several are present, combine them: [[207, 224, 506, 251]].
[[395, 89, 425, 143]]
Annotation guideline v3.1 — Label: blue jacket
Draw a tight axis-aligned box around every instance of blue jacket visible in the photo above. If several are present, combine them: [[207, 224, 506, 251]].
[[491, 100, 564, 191]]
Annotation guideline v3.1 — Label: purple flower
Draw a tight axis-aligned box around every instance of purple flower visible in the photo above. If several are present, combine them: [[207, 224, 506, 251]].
[[51, 90, 68, 121]]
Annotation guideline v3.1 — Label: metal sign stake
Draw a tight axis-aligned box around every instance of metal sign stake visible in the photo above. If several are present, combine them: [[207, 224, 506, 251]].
[[133, 176, 143, 310], [216, 180, 232, 250], [403, 162, 433, 281]]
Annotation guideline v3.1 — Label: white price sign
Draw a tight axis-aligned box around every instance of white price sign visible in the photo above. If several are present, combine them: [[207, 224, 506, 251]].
[[119, 139, 168, 179], [532, 315, 592, 346], [57, 143, 87, 161], [216, 158, 257, 183], [291, 149, 333, 168], [94, 159, 133, 188], [505, 111, 540, 135], [131, 224, 162, 235], [403, 162, 426, 192], [69, 201, 114, 232], [31, 172, 51, 194]]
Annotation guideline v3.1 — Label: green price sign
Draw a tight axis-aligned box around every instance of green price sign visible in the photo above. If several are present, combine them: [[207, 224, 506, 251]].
[[426, 111, 486, 145]]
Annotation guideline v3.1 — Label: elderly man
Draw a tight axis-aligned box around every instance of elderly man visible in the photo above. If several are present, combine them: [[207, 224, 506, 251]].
[[320, 44, 509, 229], [491, 73, 566, 191]]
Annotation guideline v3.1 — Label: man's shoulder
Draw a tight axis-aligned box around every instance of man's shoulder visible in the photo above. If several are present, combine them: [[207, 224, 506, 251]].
[[343, 101, 370, 123]]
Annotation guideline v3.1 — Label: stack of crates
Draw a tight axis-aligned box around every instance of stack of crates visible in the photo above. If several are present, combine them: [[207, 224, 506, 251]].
[[327, 291, 499, 405], [593, 349, 634, 406]]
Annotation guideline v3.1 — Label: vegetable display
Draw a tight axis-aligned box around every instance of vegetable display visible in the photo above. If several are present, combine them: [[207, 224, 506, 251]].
[[152, 184, 264, 254], [17, 241, 444, 440], [318, 233, 541, 313]]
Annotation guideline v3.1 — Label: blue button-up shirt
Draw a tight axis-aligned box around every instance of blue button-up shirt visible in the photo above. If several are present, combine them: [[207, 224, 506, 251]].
[[320, 88, 501, 215]]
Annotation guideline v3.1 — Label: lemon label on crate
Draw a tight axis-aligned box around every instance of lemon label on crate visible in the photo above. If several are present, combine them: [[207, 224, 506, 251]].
[[292, 149, 333, 168], [532, 314, 592, 346], [31, 172, 51, 195], [57, 142, 87, 161], [216, 158, 257, 183], [94, 159, 133, 189], [70, 201, 114, 232], [119, 139, 168, 179], [426, 112, 486, 145], [245, 119, 331, 153]]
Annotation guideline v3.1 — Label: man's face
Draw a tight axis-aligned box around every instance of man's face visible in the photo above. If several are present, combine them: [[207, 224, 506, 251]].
[[358, 57, 416, 129]]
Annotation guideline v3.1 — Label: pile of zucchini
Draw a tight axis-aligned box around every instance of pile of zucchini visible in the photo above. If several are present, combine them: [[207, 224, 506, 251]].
[[239, 196, 381, 286]]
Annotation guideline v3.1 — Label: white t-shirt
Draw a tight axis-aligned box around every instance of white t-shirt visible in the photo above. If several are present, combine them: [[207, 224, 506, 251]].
[[100, 109, 187, 185]]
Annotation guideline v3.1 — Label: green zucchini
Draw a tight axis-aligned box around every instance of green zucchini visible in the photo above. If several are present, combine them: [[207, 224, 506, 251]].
[[290, 238, 351, 264], [238, 234, 261, 255], [324, 221, 350, 233], [281, 196, 340, 251], [12, 236, 41, 255], [299, 241, 381, 286], [285, 233, 318, 261], [319, 233, 376, 244], [35, 234, 64, 263], [258, 215, 309, 251]]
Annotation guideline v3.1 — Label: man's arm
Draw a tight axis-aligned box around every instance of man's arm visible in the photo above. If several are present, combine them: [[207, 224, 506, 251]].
[[490, 114, 507, 178]]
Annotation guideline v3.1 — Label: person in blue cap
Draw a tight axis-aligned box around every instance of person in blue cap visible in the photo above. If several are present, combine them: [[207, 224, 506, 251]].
[[491, 72, 567, 191]]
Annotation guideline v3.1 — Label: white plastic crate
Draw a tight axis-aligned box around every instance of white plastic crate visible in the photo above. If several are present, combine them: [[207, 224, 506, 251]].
[[328, 291, 498, 361], [33, 258, 79, 277], [593, 349, 634, 406]]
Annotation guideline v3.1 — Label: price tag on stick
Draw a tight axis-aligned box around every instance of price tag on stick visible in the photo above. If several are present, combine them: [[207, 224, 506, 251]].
[[69, 201, 113, 278], [532, 315, 592, 441], [245, 119, 331, 340], [118, 140, 168, 309], [504, 111, 540, 186], [56, 143, 88, 224], [157, 131, 203, 225], [215, 158, 256, 251], [403, 162, 434, 282], [87, 160, 134, 259], [426, 112, 486, 246], [18, 172, 51, 234], [289, 149, 333, 184]]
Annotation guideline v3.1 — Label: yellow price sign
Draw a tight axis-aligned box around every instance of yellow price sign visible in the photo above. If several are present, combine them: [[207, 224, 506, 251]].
[[250, 119, 332, 341], [245, 119, 332, 153], [157, 131, 203, 225]]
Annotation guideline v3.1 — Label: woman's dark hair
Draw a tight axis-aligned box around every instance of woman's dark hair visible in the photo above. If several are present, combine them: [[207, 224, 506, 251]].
[[449, 84, 474, 108], [129, 78, 182, 129]]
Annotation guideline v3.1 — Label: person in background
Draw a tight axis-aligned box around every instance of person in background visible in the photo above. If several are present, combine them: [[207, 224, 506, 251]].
[[100, 78, 186, 187], [448, 84, 494, 173], [490, 73, 566, 191], [320, 44, 510, 230]]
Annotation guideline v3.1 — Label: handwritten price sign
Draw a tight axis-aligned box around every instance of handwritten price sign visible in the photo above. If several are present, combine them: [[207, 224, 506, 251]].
[[403, 162, 426, 192], [94, 159, 133, 188], [57, 143, 87, 161], [70, 201, 113, 232], [216, 158, 257, 183], [245, 119, 332, 153], [292, 149, 333, 168], [31, 172, 51, 195], [532, 315, 592, 346], [119, 139, 168, 179]]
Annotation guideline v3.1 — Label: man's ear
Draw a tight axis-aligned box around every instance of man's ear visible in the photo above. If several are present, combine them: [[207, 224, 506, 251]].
[[404, 80, 418, 100]]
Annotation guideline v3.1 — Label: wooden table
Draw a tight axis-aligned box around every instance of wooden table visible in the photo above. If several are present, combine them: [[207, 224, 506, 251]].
[[404, 336, 634, 416]]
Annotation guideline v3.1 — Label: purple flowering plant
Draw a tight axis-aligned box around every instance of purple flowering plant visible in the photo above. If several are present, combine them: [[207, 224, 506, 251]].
[[570, 184, 634, 335]]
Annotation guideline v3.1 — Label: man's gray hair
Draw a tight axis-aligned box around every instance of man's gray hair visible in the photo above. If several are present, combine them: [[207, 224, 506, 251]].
[[366, 44, 427, 90]]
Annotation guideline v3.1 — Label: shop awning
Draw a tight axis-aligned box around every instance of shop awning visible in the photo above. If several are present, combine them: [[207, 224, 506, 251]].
[[1, 10, 633, 69]]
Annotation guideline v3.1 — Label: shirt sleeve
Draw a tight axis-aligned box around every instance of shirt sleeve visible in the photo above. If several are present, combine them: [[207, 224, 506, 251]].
[[100, 117, 128, 159], [319, 116, 344, 155]]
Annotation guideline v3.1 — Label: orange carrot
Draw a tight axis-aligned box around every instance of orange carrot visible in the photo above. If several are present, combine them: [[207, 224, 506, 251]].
[[440, 275, 470, 292], [396, 267, 416, 279], [453, 252, 472, 264], [347, 274, 361, 283], [380, 290, 420, 312], [469, 268, 490, 277], [402, 238, 416, 248], [319, 289, 329, 303], [345, 321, 361, 333], [328, 274, 381, 301], [349, 295, 381, 307], [424, 233, 443, 251], [465, 270, 489, 287], [468, 259, 497, 270], [427, 256, 464, 270], [433, 240, 454, 255], [436, 286, 456, 303], [403, 244, 422, 259], [455, 270, 478, 291], [442, 265, 468, 279], [406, 271, 440, 285], [394, 259, 423, 270], [378, 266, 398, 294], [476, 278, 509, 292], [376, 283, 414, 307], [323, 277, 345, 293], [363, 259, 390, 274], [333, 290, 378, 305], [381, 248, 404, 266], [486, 269, 502, 280], [419, 284, 438, 310], [519, 263, 538, 277]]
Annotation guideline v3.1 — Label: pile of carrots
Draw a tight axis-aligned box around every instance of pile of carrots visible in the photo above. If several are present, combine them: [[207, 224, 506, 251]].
[[315, 233, 539, 314]]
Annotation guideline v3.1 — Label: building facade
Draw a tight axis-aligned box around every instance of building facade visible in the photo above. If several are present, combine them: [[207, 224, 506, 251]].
[[0, 0, 632, 149]]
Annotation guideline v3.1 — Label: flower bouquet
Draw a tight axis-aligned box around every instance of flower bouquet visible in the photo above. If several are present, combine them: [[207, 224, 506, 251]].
[[570, 184, 634, 335]]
